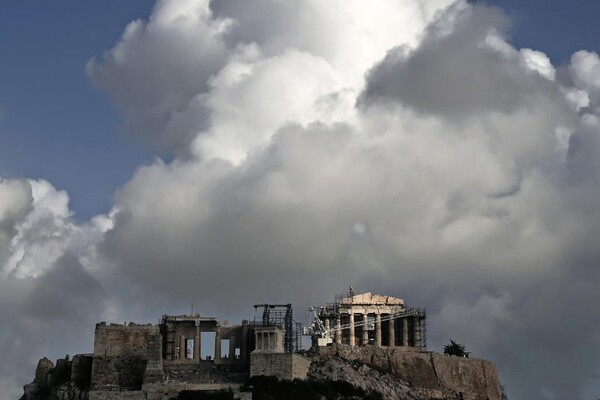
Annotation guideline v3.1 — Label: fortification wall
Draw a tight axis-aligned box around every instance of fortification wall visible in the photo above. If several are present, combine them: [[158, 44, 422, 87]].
[[94, 322, 159, 357], [91, 355, 148, 389], [92, 323, 159, 389], [89, 390, 145, 400], [250, 352, 312, 380], [71, 354, 93, 388], [318, 344, 501, 400], [145, 383, 246, 400]]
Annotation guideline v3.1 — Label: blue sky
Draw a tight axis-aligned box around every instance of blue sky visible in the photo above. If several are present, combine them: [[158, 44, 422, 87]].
[[1, 1, 599, 220], [490, 0, 600, 63], [0, 1, 155, 220]]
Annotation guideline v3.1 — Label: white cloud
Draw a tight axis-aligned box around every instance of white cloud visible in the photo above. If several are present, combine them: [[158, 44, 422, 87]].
[[2, 179, 76, 278], [0, 178, 32, 264], [87, 0, 457, 157], [0, 178, 110, 400], [570, 51, 600, 94], [569, 51, 600, 115], [86, 0, 232, 153], [191, 47, 353, 163], [520, 48, 556, 80]]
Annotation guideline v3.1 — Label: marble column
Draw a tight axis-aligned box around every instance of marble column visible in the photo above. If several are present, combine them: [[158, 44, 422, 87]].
[[194, 324, 201, 360], [229, 336, 236, 360], [413, 317, 422, 347], [215, 329, 222, 361], [362, 314, 369, 345], [402, 318, 408, 346], [241, 320, 249, 360], [179, 335, 186, 360], [375, 313, 382, 347], [336, 315, 342, 344], [388, 317, 395, 347], [349, 313, 356, 347]]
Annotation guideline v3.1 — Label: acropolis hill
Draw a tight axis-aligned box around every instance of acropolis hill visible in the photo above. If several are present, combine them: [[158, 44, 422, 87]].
[[20, 291, 502, 400]]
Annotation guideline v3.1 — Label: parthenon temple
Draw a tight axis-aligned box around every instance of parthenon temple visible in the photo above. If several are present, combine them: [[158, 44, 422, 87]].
[[312, 291, 426, 348]]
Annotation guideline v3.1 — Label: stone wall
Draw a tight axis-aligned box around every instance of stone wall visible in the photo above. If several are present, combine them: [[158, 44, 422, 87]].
[[89, 390, 145, 400], [49, 357, 72, 387], [91, 355, 148, 389], [250, 353, 312, 380], [94, 323, 159, 357], [162, 362, 249, 385], [143, 333, 165, 385], [92, 323, 158, 390], [71, 354, 93, 388], [145, 383, 245, 400], [318, 345, 501, 400]]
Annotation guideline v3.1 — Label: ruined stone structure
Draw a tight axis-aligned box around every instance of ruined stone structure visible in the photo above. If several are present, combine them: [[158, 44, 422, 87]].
[[249, 326, 312, 381], [21, 292, 502, 400], [160, 314, 250, 363], [252, 327, 285, 353], [88, 316, 252, 399], [312, 291, 426, 348]]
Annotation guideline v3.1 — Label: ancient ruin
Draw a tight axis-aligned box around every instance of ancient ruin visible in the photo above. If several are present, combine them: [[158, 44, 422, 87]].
[[21, 291, 502, 400], [309, 291, 426, 348]]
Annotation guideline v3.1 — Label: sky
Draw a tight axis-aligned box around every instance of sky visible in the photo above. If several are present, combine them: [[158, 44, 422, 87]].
[[1, 1, 600, 399], [0, 1, 155, 220]]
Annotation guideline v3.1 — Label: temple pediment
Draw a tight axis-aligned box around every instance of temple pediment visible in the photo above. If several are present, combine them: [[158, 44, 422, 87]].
[[340, 292, 404, 306]]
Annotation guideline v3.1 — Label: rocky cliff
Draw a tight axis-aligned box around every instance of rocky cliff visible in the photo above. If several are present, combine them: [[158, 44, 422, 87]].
[[315, 345, 501, 400], [21, 347, 500, 400], [20, 355, 91, 400]]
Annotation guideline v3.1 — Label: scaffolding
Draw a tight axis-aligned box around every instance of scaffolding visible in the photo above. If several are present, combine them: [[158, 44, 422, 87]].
[[253, 304, 302, 353], [308, 289, 428, 348]]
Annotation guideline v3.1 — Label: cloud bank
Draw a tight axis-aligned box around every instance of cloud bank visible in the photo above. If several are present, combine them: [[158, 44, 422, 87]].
[[3, 1, 600, 398]]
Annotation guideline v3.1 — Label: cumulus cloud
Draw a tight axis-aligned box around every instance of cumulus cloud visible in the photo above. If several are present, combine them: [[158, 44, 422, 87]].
[[86, 0, 231, 153], [0, 178, 111, 400], [570, 50, 600, 114], [87, 0, 456, 158], [360, 3, 565, 119], [4, 1, 600, 399], [0, 179, 32, 263]]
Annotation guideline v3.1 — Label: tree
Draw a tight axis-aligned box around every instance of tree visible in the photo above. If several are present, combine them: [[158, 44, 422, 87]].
[[443, 340, 468, 357]]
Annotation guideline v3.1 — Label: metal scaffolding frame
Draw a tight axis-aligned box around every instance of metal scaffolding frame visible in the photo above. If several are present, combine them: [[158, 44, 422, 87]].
[[253, 303, 302, 353]]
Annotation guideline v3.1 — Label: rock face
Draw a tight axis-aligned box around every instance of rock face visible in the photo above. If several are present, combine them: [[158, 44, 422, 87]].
[[21, 356, 92, 400], [34, 358, 54, 386], [314, 345, 502, 400], [308, 356, 418, 399]]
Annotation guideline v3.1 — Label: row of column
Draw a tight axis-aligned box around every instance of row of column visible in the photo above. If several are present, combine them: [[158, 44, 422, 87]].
[[178, 324, 247, 361], [334, 314, 421, 347], [255, 331, 278, 351], [179, 324, 204, 360]]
